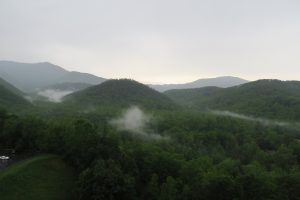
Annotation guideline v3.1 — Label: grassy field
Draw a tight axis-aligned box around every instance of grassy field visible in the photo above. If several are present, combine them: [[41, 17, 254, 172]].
[[0, 155, 76, 200]]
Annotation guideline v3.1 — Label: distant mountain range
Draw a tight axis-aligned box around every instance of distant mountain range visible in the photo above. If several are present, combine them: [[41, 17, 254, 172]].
[[150, 76, 249, 92], [1, 61, 300, 121], [0, 61, 249, 95], [0, 61, 106, 92]]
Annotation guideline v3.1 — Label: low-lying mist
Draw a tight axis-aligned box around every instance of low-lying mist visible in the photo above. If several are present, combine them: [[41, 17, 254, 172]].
[[110, 106, 167, 140], [37, 89, 73, 102], [211, 110, 300, 129]]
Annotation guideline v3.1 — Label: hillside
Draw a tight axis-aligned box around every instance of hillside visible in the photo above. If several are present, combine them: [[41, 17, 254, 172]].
[[57, 71, 106, 85], [0, 61, 68, 92], [0, 61, 106, 92], [0, 155, 75, 200], [165, 79, 300, 120], [150, 76, 248, 92], [36, 82, 92, 101], [165, 86, 222, 107], [39, 82, 92, 91], [0, 77, 23, 96], [65, 79, 178, 110], [0, 78, 31, 111]]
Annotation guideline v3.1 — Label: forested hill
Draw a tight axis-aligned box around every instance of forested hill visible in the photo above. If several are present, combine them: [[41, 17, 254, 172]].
[[64, 79, 178, 110], [0, 77, 23, 96], [0, 78, 31, 111], [165, 79, 300, 120]]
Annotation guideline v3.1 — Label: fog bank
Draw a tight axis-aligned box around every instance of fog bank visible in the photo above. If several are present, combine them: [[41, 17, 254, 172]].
[[38, 89, 73, 102], [211, 110, 300, 128], [110, 106, 167, 140]]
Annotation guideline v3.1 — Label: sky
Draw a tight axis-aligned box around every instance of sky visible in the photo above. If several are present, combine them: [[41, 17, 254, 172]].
[[0, 0, 300, 84]]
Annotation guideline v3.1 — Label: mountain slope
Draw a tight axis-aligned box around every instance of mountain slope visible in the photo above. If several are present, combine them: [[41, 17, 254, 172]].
[[150, 76, 248, 92], [0, 86, 31, 111], [0, 61, 106, 92], [57, 71, 106, 85], [0, 78, 31, 111], [64, 79, 178, 110], [0, 61, 68, 92], [33, 82, 93, 102], [165, 79, 300, 120], [0, 77, 24, 96], [165, 86, 222, 107]]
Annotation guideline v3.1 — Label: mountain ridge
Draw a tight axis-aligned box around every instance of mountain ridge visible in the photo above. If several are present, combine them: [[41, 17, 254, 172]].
[[0, 61, 106, 92], [0, 61, 250, 94], [165, 79, 300, 120], [150, 76, 249, 92]]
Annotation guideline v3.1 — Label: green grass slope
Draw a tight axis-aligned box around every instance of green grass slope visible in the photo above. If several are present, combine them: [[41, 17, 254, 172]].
[[0, 155, 76, 200], [165, 79, 300, 120], [64, 79, 178, 111]]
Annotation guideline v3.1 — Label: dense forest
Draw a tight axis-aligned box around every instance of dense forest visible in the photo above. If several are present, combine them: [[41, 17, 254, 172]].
[[1, 110, 300, 199], [0, 79, 300, 200]]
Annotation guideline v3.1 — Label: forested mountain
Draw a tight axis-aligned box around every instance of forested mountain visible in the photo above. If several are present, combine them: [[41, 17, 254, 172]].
[[0, 78, 31, 111], [0, 77, 24, 96], [64, 79, 178, 110], [57, 71, 106, 85], [0, 61, 68, 92], [0, 61, 106, 92], [165, 79, 300, 120], [150, 76, 248, 92]]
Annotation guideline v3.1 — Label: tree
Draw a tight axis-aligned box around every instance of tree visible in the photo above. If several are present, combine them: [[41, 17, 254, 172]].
[[145, 173, 160, 200], [78, 159, 136, 200], [159, 176, 178, 200]]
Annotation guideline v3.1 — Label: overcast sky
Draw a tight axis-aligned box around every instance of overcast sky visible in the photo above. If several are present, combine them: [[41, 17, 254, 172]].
[[1, 0, 300, 83]]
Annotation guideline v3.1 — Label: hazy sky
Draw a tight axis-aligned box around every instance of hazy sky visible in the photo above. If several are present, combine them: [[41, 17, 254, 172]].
[[1, 0, 300, 83]]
